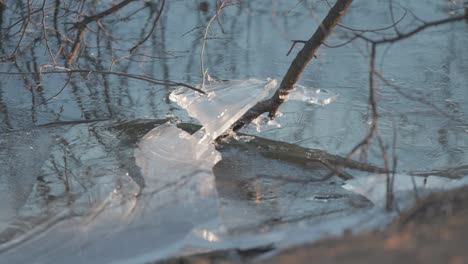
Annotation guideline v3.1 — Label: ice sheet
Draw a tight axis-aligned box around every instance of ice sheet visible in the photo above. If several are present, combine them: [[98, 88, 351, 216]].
[[0, 128, 60, 234], [1, 77, 466, 263], [0, 124, 221, 264]]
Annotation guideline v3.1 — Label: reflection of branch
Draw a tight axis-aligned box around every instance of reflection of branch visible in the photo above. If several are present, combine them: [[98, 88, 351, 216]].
[[344, 9, 468, 211], [34, 72, 72, 107], [129, 0, 166, 54], [320, 7, 407, 49], [344, 43, 393, 210], [0, 69, 206, 94], [388, 0, 400, 36], [67, 0, 136, 65], [0, 2, 36, 61], [232, 0, 354, 131], [375, 72, 467, 125], [200, 1, 236, 89], [39, 0, 59, 65], [78, 0, 135, 26]]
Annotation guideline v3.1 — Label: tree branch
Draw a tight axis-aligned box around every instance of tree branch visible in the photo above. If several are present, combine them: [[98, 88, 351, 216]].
[[358, 12, 468, 45], [231, 0, 354, 131]]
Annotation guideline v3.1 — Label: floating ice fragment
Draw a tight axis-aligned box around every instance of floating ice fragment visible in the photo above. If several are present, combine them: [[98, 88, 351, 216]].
[[134, 124, 221, 191], [170, 79, 277, 140], [170, 79, 338, 136]]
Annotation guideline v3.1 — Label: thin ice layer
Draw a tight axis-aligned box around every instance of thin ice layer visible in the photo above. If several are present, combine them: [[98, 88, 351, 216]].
[[170, 79, 277, 140], [0, 124, 220, 264], [134, 124, 221, 194]]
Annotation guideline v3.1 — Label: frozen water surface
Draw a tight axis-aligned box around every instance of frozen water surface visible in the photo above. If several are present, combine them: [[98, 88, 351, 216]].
[[0, 0, 467, 263], [1, 75, 465, 263], [0, 122, 220, 263]]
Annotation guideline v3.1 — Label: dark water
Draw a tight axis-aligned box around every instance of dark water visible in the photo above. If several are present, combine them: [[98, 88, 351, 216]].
[[0, 0, 467, 262]]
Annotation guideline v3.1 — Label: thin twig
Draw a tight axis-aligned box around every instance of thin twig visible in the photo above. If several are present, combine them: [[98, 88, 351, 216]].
[[0, 69, 206, 94], [200, 1, 231, 89], [286, 40, 306, 56], [34, 72, 72, 107], [358, 13, 468, 44]]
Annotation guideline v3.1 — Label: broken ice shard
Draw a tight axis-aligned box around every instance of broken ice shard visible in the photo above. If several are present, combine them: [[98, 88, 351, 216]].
[[169, 79, 277, 140], [134, 123, 221, 193]]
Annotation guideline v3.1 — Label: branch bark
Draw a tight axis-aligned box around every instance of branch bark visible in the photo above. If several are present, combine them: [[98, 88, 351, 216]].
[[231, 0, 353, 131]]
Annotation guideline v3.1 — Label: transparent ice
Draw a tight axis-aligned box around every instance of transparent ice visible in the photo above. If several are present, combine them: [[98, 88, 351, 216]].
[[169, 78, 277, 140], [1, 78, 466, 264], [170, 79, 338, 135]]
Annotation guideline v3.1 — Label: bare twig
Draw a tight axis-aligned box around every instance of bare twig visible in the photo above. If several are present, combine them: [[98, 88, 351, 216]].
[[390, 119, 398, 209], [358, 13, 468, 45], [344, 8, 468, 211], [345, 43, 378, 161], [286, 40, 307, 56], [388, 0, 401, 36], [1, 1, 33, 61], [200, 0, 235, 89], [0, 69, 206, 94], [34, 72, 72, 107]]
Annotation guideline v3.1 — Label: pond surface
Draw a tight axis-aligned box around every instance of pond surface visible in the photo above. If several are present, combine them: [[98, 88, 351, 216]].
[[0, 0, 467, 263]]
